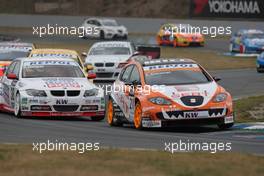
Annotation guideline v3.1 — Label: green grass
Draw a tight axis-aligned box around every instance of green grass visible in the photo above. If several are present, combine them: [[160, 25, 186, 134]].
[[234, 96, 264, 123], [0, 144, 264, 176]]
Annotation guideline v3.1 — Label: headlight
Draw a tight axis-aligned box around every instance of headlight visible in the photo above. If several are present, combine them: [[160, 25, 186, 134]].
[[84, 88, 99, 97], [213, 93, 227, 102], [26, 89, 47, 97], [149, 97, 171, 105]]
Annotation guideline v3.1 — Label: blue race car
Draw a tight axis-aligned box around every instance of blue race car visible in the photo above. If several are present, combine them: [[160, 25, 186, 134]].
[[230, 29, 264, 54], [257, 52, 264, 73]]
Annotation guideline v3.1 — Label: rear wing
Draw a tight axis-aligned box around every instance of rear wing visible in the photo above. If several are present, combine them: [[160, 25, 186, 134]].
[[135, 45, 160, 59]]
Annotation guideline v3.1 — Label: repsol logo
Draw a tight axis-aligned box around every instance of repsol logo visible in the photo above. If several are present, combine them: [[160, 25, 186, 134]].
[[56, 99, 68, 105], [209, 0, 261, 14]]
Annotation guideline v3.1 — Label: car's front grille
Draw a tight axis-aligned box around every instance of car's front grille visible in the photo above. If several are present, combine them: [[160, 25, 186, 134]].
[[95, 63, 104, 67], [67, 90, 80, 97], [51, 90, 65, 97], [53, 105, 79, 112], [180, 96, 204, 106], [96, 72, 114, 78], [105, 62, 115, 67]]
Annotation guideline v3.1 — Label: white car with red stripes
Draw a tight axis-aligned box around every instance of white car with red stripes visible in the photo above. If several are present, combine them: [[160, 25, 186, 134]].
[[0, 57, 105, 120]]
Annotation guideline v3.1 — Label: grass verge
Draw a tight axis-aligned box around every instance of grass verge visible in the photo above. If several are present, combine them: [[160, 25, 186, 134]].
[[35, 42, 257, 71], [0, 144, 264, 176], [234, 96, 264, 123]]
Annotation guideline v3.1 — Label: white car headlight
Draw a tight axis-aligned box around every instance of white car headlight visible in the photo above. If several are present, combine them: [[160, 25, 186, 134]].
[[84, 88, 99, 97], [213, 93, 227, 102], [149, 97, 171, 105], [26, 89, 47, 97]]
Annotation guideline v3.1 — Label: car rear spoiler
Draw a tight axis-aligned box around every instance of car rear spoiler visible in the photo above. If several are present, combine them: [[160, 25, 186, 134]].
[[135, 44, 160, 59]]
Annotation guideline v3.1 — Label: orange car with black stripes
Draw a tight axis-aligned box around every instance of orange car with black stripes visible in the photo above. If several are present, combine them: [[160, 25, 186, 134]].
[[156, 23, 205, 47], [106, 57, 234, 130]]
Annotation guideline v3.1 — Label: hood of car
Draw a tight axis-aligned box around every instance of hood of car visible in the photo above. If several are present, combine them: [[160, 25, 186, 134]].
[[19, 78, 97, 91], [153, 82, 218, 108], [86, 55, 131, 63]]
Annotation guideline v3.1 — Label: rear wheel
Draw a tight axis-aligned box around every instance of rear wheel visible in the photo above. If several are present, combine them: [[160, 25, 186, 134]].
[[229, 43, 234, 52], [14, 93, 22, 118], [239, 45, 245, 53], [156, 36, 162, 45], [173, 38, 178, 47], [134, 102, 143, 130], [100, 31, 105, 40], [107, 98, 123, 126], [218, 123, 234, 130]]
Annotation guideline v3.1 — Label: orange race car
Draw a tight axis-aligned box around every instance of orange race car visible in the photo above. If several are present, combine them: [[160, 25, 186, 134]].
[[156, 23, 205, 47], [106, 57, 234, 130]]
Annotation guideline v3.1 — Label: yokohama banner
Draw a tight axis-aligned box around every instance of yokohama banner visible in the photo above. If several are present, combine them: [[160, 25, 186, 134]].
[[190, 0, 264, 19]]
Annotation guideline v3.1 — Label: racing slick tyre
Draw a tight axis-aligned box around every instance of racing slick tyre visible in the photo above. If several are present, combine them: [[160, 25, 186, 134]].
[[134, 102, 143, 130], [123, 35, 128, 40], [257, 66, 264, 73], [100, 31, 105, 40], [107, 97, 123, 127], [91, 116, 105, 121], [229, 43, 234, 52], [14, 93, 22, 118], [173, 38, 178, 48], [239, 45, 246, 53], [217, 123, 234, 130], [156, 36, 162, 46]]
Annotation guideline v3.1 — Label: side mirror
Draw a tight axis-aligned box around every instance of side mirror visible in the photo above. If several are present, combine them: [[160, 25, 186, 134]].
[[82, 52, 87, 57], [7, 73, 18, 80], [213, 77, 221, 82], [88, 72, 96, 79]]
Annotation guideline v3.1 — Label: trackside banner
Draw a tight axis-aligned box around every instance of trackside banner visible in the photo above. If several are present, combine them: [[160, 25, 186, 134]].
[[190, 0, 264, 19]]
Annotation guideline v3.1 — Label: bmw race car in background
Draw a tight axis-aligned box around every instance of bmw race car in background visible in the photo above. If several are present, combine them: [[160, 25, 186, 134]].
[[29, 48, 94, 74], [0, 57, 105, 120], [0, 42, 35, 76], [156, 23, 205, 47], [230, 29, 264, 53], [84, 41, 135, 81], [107, 57, 234, 130], [80, 18, 128, 40], [257, 52, 264, 73]]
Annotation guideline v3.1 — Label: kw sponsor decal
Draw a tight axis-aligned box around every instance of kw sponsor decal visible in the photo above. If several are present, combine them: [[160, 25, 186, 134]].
[[56, 99, 68, 105]]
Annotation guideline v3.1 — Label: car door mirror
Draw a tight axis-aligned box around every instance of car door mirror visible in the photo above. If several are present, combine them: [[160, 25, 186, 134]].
[[213, 77, 221, 82], [7, 73, 18, 80], [82, 52, 87, 57], [88, 72, 96, 79]]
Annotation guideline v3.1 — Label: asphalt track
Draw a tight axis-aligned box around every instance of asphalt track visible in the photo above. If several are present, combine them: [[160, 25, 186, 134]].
[[0, 16, 264, 154], [0, 69, 264, 155]]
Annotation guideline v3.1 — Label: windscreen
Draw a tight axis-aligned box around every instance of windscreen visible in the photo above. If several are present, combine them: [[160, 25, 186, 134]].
[[144, 63, 211, 85], [22, 61, 85, 78]]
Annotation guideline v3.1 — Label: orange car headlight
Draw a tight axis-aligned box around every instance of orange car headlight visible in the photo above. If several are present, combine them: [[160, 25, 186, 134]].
[[149, 97, 171, 105], [213, 93, 227, 103]]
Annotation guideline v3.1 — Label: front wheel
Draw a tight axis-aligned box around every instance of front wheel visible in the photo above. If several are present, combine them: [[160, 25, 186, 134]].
[[218, 123, 234, 130], [134, 102, 143, 130], [14, 93, 22, 118], [100, 31, 105, 40], [107, 98, 123, 126]]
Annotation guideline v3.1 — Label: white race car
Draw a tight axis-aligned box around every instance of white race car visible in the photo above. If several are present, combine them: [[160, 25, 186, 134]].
[[84, 41, 135, 81], [81, 18, 128, 40], [0, 57, 105, 120]]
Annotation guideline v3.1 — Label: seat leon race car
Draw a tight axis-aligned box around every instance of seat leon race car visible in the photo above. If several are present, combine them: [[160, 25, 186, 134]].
[[106, 58, 234, 130], [156, 23, 205, 47], [0, 57, 105, 120]]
